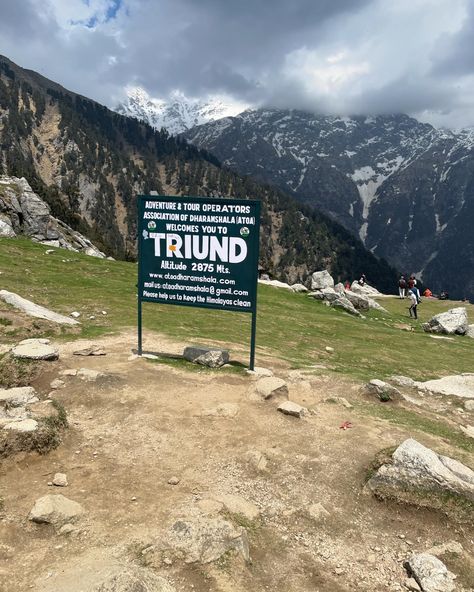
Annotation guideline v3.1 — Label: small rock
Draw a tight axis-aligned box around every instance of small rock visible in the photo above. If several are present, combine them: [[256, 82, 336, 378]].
[[77, 368, 103, 381], [459, 424, 474, 439], [168, 477, 180, 485], [196, 498, 224, 516], [60, 368, 78, 376], [406, 553, 456, 592], [256, 377, 289, 400], [58, 524, 77, 536], [216, 494, 259, 521], [325, 346, 334, 353], [390, 375, 418, 388], [336, 397, 353, 409], [3, 418, 38, 432], [101, 310, 107, 315], [52, 473, 68, 487], [29, 494, 84, 527], [245, 449, 268, 472], [50, 379, 65, 390], [307, 502, 330, 522], [0, 386, 38, 406], [366, 379, 401, 401], [464, 400, 474, 412], [73, 346, 106, 356], [427, 541, 463, 557], [277, 401, 308, 418], [70, 311, 81, 319]]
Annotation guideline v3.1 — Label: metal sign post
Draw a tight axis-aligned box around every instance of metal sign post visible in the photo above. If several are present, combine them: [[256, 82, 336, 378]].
[[137, 195, 261, 369]]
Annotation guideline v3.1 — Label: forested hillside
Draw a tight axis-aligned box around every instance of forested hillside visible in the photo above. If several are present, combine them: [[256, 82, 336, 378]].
[[0, 55, 397, 290]]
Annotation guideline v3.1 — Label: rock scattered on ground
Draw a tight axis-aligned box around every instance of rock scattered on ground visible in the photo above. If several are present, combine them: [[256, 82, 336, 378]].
[[52, 473, 68, 487], [460, 425, 474, 438], [367, 439, 474, 511], [167, 476, 180, 485], [70, 311, 81, 319], [277, 401, 308, 418], [183, 346, 230, 368], [0, 386, 38, 406], [0, 290, 80, 325], [73, 346, 106, 356], [466, 324, 474, 338], [258, 278, 293, 290], [307, 502, 330, 522], [3, 418, 38, 432], [215, 494, 259, 521], [160, 516, 249, 563], [50, 379, 64, 390], [60, 369, 78, 377], [366, 379, 401, 401], [11, 339, 59, 361], [426, 541, 463, 558], [245, 449, 269, 472], [422, 307, 468, 335], [405, 552, 456, 592], [311, 270, 334, 291], [291, 283, 308, 293], [201, 403, 239, 417], [29, 494, 84, 527], [464, 400, 474, 412], [77, 368, 104, 381], [256, 377, 289, 401]]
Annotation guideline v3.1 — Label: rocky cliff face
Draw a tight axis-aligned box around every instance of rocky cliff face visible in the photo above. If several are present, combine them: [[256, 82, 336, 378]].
[[0, 176, 105, 257], [185, 110, 474, 299]]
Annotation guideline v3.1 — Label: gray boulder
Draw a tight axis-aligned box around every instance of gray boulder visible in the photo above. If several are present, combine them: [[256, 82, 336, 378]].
[[291, 283, 308, 293], [311, 270, 334, 291], [367, 439, 474, 508], [406, 553, 456, 592], [183, 346, 229, 368], [29, 494, 84, 526], [365, 379, 401, 401], [345, 290, 370, 311], [350, 281, 381, 296], [334, 282, 345, 295], [331, 296, 361, 316], [162, 516, 249, 563], [422, 307, 468, 335], [466, 324, 474, 338]]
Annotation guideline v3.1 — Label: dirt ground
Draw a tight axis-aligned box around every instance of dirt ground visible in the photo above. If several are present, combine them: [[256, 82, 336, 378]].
[[0, 330, 473, 592]]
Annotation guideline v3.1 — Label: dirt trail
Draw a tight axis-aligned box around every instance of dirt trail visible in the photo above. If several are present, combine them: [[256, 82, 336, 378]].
[[1, 330, 472, 591]]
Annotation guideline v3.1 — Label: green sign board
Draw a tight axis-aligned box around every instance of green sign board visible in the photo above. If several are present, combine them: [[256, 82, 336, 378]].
[[137, 195, 261, 367]]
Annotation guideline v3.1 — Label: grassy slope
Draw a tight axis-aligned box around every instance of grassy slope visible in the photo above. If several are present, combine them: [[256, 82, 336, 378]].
[[1, 237, 473, 381]]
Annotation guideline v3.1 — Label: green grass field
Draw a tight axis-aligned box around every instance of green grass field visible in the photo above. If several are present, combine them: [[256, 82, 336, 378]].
[[1, 237, 473, 381]]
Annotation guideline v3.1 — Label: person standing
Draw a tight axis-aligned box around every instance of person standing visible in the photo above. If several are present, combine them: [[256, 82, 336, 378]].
[[398, 275, 407, 298], [409, 288, 418, 320]]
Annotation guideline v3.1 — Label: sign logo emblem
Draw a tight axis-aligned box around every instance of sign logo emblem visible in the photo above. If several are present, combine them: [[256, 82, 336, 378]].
[[240, 226, 250, 238], [147, 221, 157, 230]]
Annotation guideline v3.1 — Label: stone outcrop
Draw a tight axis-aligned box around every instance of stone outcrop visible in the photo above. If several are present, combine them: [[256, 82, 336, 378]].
[[0, 176, 105, 257], [11, 339, 59, 361], [350, 281, 382, 297], [422, 307, 468, 335], [365, 379, 401, 401], [0, 291, 80, 325], [367, 439, 474, 513], [256, 377, 288, 400]]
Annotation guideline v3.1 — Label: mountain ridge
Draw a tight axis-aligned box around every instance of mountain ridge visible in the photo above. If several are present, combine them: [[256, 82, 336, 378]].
[[0, 54, 398, 292]]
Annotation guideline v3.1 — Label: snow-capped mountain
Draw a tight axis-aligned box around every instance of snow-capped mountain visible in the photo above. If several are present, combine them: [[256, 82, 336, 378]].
[[185, 109, 474, 299], [115, 87, 248, 135]]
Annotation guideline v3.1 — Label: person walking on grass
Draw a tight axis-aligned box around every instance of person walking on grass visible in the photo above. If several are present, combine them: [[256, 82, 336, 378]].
[[398, 275, 407, 298], [409, 288, 418, 320]]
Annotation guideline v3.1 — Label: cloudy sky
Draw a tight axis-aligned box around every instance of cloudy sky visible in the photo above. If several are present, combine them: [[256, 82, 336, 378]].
[[1, 0, 474, 128]]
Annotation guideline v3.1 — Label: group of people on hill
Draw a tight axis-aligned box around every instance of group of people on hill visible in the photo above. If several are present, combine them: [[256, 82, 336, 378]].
[[398, 274, 421, 319]]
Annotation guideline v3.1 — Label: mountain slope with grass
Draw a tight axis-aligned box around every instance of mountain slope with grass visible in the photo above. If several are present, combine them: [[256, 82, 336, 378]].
[[0, 54, 397, 290]]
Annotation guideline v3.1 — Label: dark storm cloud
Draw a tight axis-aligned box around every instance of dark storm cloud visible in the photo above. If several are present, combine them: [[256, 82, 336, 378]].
[[0, 0, 473, 127]]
